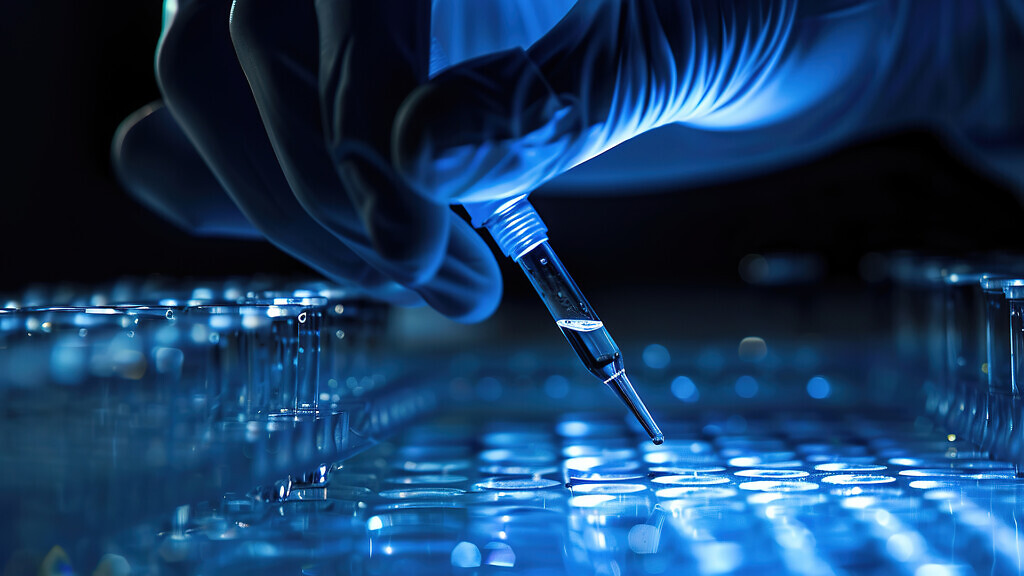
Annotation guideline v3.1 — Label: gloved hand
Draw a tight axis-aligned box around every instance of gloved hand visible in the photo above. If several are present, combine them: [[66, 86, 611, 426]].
[[399, 0, 1024, 202], [115, 0, 1024, 321], [114, 0, 503, 322]]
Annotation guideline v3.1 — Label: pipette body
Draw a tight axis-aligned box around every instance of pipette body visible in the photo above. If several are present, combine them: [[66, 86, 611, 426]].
[[465, 196, 664, 444]]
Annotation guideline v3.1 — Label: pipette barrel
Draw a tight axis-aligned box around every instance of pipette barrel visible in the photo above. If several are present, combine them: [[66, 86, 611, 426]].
[[465, 197, 664, 444]]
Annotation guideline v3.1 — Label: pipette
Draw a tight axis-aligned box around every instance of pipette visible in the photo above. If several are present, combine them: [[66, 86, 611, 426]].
[[465, 196, 664, 444]]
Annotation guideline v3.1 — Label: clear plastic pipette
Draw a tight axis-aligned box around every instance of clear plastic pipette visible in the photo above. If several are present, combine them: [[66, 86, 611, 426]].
[[465, 196, 664, 444]]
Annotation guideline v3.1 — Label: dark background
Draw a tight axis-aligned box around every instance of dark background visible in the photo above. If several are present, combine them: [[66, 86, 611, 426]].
[[2, 2, 1022, 303]]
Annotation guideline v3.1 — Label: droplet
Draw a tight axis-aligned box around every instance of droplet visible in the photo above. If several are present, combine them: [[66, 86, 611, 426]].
[[298, 311, 307, 323], [165, 309, 174, 320]]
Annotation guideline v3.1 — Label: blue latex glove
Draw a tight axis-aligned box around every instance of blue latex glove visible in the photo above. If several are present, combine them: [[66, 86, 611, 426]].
[[115, 0, 1024, 322], [399, 0, 1024, 202], [114, 0, 503, 321]]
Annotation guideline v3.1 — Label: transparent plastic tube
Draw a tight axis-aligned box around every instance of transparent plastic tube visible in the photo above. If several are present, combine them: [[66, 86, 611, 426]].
[[1002, 281, 1024, 396], [982, 277, 1014, 396], [465, 197, 664, 444]]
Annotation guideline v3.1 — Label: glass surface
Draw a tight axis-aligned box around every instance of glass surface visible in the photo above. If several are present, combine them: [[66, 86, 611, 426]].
[[6, 273, 1024, 576], [79, 413, 1024, 576], [0, 278, 434, 570]]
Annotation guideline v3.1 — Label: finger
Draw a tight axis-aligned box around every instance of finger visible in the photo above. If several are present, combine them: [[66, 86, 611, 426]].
[[320, 0, 500, 321], [317, 0, 449, 279], [394, 0, 794, 203], [155, 0, 398, 294], [414, 212, 502, 323], [230, 0, 447, 286], [337, 154, 503, 322], [230, 0, 503, 320], [112, 101, 261, 239]]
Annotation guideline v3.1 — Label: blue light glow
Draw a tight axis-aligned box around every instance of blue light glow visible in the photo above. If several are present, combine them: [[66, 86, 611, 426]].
[[806, 376, 831, 399], [642, 344, 671, 369], [670, 376, 699, 402], [735, 375, 759, 399], [543, 374, 570, 399], [451, 542, 481, 568]]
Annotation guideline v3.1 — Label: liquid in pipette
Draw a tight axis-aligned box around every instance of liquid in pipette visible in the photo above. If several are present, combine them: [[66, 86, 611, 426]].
[[556, 319, 603, 332], [556, 319, 620, 381], [556, 318, 664, 445]]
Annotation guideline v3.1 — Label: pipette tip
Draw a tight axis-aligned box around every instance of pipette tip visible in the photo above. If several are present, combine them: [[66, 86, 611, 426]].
[[608, 371, 665, 446]]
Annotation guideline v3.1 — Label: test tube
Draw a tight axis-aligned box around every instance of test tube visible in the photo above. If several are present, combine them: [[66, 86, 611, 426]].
[[982, 277, 1014, 396], [1002, 281, 1024, 397], [999, 281, 1024, 460], [942, 272, 987, 430], [974, 276, 1023, 453]]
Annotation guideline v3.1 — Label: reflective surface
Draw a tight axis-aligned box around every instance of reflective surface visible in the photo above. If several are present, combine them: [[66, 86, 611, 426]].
[[5, 273, 1024, 575], [89, 413, 1024, 576], [0, 278, 437, 572]]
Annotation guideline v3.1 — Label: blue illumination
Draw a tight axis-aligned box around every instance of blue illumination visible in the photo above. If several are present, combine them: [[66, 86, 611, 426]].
[[642, 344, 671, 370], [120, 0, 1024, 326], [476, 376, 503, 401], [451, 542, 482, 568], [671, 376, 699, 402], [807, 376, 832, 400], [544, 374, 570, 399], [735, 375, 759, 399], [399, 0, 1024, 203]]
